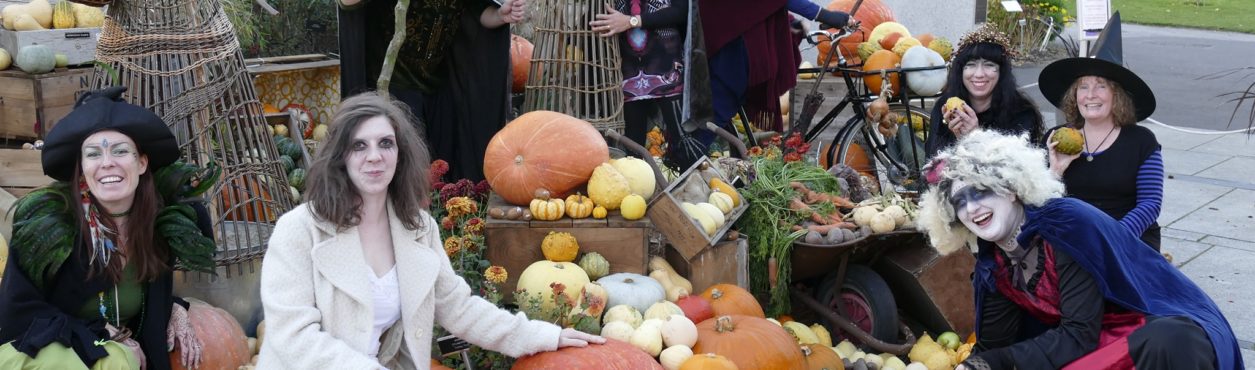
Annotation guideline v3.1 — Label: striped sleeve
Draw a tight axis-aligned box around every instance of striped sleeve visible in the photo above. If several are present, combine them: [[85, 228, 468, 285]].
[[1120, 149, 1164, 235]]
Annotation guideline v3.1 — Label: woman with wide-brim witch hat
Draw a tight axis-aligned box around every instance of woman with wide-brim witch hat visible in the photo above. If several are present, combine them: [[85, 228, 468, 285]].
[[0, 87, 219, 370], [1038, 12, 1165, 250]]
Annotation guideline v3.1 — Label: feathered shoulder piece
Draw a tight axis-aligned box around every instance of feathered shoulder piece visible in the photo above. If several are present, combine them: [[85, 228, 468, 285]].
[[12, 161, 221, 288]]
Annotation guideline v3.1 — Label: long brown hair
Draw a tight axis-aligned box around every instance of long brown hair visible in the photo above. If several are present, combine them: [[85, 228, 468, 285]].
[[305, 91, 432, 231], [1060, 76, 1138, 128], [71, 161, 169, 282]]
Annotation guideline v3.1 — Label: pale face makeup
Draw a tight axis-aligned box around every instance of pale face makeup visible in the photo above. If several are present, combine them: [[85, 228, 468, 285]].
[[1075, 76, 1114, 123], [950, 180, 1021, 246], [81, 130, 149, 214], [962, 58, 1000, 106], [346, 116, 399, 200]]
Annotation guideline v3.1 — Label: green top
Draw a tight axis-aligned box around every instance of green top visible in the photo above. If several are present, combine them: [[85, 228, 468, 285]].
[[77, 263, 144, 327]]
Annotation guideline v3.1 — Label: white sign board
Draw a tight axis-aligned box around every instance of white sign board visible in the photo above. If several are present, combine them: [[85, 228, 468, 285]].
[[1001, 0, 1023, 12], [1078, 0, 1110, 39]]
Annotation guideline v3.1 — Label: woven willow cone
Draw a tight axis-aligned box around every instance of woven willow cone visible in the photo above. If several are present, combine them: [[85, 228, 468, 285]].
[[522, 0, 625, 133], [90, 0, 295, 269]]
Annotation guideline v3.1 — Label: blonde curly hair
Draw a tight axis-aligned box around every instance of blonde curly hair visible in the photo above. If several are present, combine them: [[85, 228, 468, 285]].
[[916, 131, 1065, 255]]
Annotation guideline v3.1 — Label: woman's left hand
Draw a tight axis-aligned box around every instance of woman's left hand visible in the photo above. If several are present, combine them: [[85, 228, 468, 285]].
[[945, 103, 980, 138], [590, 5, 631, 37], [557, 328, 606, 348], [167, 303, 202, 369], [497, 0, 527, 24]]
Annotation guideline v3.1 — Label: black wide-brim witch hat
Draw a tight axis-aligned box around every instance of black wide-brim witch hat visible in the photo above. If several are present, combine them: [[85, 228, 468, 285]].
[[42, 86, 180, 181], [1038, 12, 1156, 122]]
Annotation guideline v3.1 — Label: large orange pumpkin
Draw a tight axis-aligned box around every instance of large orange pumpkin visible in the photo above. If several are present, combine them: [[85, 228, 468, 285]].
[[819, 140, 875, 180], [817, 0, 896, 66], [700, 284, 765, 318], [484, 111, 610, 206], [170, 300, 251, 370], [693, 315, 807, 370], [217, 176, 276, 222], [680, 353, 739, 370], [802, 345, 844, 370], [512, 339, 664, 369], [511, 35, 534, 94], [863, 50, 902, 96]]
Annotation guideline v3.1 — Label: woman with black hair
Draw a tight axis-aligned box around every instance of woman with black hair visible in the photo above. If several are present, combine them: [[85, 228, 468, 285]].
[[924, 25, 1044, 159]]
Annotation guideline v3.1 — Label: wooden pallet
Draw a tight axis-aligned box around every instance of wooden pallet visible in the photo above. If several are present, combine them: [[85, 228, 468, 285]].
[[0, 148, 53, 240]]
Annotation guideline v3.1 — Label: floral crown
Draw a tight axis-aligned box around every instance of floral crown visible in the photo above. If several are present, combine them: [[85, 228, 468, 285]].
[[955, 24, 1019, 60]]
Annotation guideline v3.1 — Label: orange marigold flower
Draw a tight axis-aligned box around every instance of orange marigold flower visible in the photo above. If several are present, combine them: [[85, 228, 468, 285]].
[[748, 146, 764, 157], [783, 152, 803, 163], [445, 196, 478, 218], [440, 215, 457, 230], [443, 236, 463, 257], [462, 217, 484, 235], [485, 265, 508, 284]]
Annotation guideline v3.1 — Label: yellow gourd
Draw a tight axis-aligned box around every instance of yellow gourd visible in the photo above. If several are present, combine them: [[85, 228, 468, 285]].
[[708, 178, 740, 207], [592, 205, 607, 219], [565, 194, 594, 219], [52, 0, 74, 29], [588, 163, 631, 210], [619, 194, 646, 220], [71, 3, 102, 28], [14, 14, 44, 30], [0, 48, 11, 71], [541, 231, 579, 262], [529, 197, 565, 221]]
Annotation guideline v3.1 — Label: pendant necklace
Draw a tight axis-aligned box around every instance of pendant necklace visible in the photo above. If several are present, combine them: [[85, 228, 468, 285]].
[[1083, 125, 1118, 162]]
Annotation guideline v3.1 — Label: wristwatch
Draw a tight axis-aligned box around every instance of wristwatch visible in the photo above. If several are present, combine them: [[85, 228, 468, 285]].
[[629, 15, 641, 28]]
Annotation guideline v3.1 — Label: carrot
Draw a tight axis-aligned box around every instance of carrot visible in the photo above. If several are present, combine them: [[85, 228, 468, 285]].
[[789, 198, 812, 212], [811, 212, 830, 225], [768, 257, 778, 289], [830, 196, 856, 209]]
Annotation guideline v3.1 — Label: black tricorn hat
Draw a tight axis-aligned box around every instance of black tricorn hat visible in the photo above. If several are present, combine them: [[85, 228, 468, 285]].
[[41, 86, 180, 181], [1038, 12, 1156, 122]]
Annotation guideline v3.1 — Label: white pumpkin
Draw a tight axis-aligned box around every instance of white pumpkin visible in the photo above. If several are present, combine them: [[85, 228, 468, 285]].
[[659, 315, 698, 348], [601, 321, 636, 342], [708, 192, 734, 214], [696, 202, 726, 227], [640, 318, 665, 332], [644, 301, 684, 321], [597, 273, 666, 314], [659, 345, 694, 370], [629, 323, 664, 357], [603, 304, 644, 328], [611, 157, 657, 198], [902, 45, 947, 96]]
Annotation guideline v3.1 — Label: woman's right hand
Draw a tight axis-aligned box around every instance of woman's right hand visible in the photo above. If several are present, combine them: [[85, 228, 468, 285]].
[[107, 324, 148, 369], [1047, 139, 1080, 178]]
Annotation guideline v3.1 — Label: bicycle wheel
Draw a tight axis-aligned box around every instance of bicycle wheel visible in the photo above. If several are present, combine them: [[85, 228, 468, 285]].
[[832, 106, 932, 191]]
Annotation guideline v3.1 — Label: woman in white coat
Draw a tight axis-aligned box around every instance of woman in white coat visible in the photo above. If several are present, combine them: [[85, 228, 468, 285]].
[[258, 91, 603, 369]]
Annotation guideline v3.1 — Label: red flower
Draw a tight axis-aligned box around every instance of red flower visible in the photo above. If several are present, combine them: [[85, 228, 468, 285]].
[[429, 159, 450, 184], [785, 134, 803, 149], [769, 135, 783, 146], [440, 216, 457, 230], [473, 180, 491, 199], [783, 152, 802, 163], [463, 217, 484, 235]]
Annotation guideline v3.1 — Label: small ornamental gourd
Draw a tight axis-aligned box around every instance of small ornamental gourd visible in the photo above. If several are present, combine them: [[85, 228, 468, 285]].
[[577, 252, 610, 280], [619, 194, 647, 220], [541, 231, 579, 262], [565, 193, 595, 219], [15, 44, 55, 74], [592, 205, 608, 219], [530, 189, 565, 221]]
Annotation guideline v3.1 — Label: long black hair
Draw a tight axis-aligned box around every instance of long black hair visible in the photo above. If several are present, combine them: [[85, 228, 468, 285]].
[[941, 42, 1043, 141]]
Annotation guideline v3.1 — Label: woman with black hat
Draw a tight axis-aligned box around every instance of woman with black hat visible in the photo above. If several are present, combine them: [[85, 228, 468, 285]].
[[924, 24, 1045, 159], [1039, 13, 1164, 251], [0, 87, 218, 369], [917, 131, 1240, 370]]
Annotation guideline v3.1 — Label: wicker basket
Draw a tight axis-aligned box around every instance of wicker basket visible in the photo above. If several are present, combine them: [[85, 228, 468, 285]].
[[521, 0, 625, 133]]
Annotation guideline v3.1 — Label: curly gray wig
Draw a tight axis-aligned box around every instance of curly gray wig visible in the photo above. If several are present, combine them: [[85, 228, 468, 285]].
[[916, 131, 1065, 255]]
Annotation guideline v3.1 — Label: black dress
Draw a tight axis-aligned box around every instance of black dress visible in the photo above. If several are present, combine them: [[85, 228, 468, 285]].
[[339, 0, 512, 182]]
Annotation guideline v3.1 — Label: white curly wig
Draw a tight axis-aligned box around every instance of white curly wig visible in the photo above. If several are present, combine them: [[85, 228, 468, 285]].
[[916, 130, 1065, 255]]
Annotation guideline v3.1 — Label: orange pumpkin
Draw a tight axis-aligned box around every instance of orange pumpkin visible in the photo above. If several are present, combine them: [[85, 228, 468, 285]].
[[917, 33, 936, 48], [170, 300, 251, 370], [700, 284, 765, 318], [512, 339, 664, 369], [863, 50, 902, 96], [693, 316, 806, 370], [218, 176, 277, 222], [818, 140, 875, 181], [802, 345, 844, 370], [818, 0, 896, 66], [511, 35, 534, 94], [484, 111, 610, 206], [680, 353, 740, 370]]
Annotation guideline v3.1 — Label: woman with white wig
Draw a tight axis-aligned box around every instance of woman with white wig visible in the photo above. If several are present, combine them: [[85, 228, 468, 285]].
[[915, 131, 1240, 370]]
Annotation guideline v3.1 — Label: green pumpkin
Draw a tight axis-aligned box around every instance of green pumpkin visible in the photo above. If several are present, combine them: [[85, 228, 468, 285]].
[[15, 45, 55, 74], [288, 168, 306, 190], [578, 252, 610, 280], [279, 155, 296, 173]]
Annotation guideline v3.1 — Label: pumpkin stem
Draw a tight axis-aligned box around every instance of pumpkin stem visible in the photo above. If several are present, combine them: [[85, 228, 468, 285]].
[[624, 278, 635, 284], [714, 315, 735, 333], [801, 345, 813, 356], [514, 154, 525, 164], [711, 288, 723, 300]]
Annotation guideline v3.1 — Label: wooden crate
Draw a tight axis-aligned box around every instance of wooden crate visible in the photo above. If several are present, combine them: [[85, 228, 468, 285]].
[[0, 27, 101, 66], [664, 236, 749, 295], [0, 68, 90, 139], [483, 194, 651, 303], [1, 148, 54, 240], [646, 157, 747, 260]]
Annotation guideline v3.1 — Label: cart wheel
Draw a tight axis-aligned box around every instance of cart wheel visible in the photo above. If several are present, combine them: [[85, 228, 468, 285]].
[[815, 264, 899, 344]]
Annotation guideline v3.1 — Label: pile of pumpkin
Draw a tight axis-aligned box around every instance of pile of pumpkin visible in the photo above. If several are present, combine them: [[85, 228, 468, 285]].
[[483, 111, 658, 222], [670, 161, 742, 237]]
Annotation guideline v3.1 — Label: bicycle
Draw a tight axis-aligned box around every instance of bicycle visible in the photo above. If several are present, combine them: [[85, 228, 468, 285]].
[[788, 26, 946, 193]]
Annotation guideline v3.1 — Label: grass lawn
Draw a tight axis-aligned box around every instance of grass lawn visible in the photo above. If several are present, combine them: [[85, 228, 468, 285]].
[[1062, 0, 1255, 34]]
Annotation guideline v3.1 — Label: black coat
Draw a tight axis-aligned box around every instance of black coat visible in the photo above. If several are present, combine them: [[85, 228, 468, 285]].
[[0, 204, 213, 369]]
